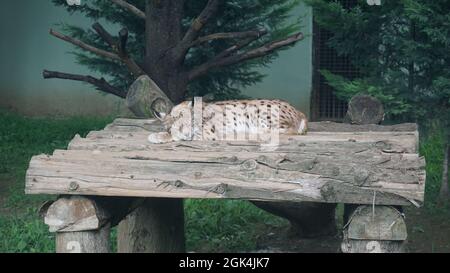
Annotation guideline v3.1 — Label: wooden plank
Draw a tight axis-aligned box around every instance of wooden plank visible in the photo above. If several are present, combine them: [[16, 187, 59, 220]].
[[70, 131, 419, 154], [104, 118, 418, 133], [25, 118, 424, 206], [26, 147, 425, 205]]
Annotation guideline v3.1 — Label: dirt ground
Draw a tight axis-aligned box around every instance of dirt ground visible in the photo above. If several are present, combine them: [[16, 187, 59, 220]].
[[254, 207, 450, 253]]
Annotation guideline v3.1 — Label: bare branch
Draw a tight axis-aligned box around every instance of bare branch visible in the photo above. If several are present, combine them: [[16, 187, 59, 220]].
[[43, 70, 126, 98], [189, 29, 268, 48], [117, 27, 146, 76], [92, 22, 117, 49], [91, 23, 145, 77], [118, 28, 129, 56], [206, 32, 270, 65], [188, 32, 304, 81], [110, 0, 145, 19], [180, 0, 221, 45], [50, 29, 120, 61]]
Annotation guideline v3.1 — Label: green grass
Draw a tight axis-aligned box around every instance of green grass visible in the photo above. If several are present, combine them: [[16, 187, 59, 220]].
[[0, 110, 114, 252], [419, 127, 448, 211], [0, 110, 284, 253]]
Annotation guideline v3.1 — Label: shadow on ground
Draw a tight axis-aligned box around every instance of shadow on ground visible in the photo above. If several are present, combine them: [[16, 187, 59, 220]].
[[253, 207, 450, 253]]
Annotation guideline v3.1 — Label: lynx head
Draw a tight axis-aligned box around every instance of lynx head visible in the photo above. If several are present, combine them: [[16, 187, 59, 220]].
[[152, 100, 193, 131]]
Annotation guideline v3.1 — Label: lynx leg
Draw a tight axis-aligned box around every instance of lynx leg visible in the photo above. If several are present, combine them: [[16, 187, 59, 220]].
[[148, 132, 173, 144]]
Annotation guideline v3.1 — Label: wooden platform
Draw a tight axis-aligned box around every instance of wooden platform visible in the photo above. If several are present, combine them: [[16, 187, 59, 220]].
[[25, 119, 426, 206]]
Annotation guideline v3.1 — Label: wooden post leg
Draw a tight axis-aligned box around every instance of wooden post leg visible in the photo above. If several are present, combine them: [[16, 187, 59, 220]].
[[55, 224, 110, 253], [117, 198, 185, 253], [341, 205, 407, 253], [43, 196, 111, 253], [252, 201, 337, 238]]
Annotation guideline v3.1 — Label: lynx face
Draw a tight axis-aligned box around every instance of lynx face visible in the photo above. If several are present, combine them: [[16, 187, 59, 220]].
[[148, 99, 308, 144]]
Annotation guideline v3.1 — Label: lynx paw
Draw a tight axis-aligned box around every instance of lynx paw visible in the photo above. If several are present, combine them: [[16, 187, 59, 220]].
[[148, 132, 173, 144]]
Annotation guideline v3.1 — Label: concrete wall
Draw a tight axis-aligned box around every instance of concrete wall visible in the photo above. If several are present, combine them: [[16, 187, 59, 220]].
[[0, 0, 312, 117], [241, 4, 313, 116], [0, 0, 129, 117]]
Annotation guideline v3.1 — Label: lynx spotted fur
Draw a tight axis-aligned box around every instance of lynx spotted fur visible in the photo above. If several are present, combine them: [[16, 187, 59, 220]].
[[148, 99, 308, 144]]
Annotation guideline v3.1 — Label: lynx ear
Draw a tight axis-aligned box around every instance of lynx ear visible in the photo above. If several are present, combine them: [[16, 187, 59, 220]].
[[150, 98, 170, 121], [152, 110, 166, 121]]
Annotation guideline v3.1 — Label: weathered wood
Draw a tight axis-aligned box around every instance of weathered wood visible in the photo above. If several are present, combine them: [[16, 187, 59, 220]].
[[26, 147, 425, 205], [346, 94, 385, 125], [70, 131, 419, 154], [103, 118, 418, 133], [44, 196, 111, 253], [56, 225, 110, 253], [26, 118, 425, 205], [309, 121, 417, 132], [125, 75, 173, 118], [44, 196, 109, 232], [117, 198, 185, 253], [341, 205, 407, 253]]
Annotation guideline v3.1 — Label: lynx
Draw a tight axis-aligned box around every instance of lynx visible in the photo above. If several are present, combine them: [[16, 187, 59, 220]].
[[148, 99, 308, 144]]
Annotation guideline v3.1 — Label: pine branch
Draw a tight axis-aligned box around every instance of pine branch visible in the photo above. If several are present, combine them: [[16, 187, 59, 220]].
[[91, 23, 145, 77], [189, 29, 268, 48], [188, 32, 304, 81], [180, 0, 221, 46], [43, 70, 126, 98], [50, 29, 120, 61], [110, 0, 145, 19]]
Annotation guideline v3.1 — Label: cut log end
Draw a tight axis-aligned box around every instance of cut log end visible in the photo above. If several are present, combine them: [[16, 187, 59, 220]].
[[341, 205, 407, 253], [346, 94, 384, 125]]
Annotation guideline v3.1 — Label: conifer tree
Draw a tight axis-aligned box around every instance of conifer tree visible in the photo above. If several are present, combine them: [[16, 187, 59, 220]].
[[46, 0, 303, 103]]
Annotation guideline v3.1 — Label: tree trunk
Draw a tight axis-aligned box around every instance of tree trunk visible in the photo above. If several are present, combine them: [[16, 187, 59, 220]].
[[117, 198, 185, 253], [143, 0, 188, 103]]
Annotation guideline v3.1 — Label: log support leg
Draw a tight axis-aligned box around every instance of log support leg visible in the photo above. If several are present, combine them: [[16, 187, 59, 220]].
[[43, 196, 112, 253], [341, 205, 407, 253], [252, 201, 337, 238], [117, 198, 185, 253]]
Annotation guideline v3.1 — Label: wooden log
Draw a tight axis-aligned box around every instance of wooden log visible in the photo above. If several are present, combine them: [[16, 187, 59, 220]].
[[117, 198, 185, 253], [346, 94, 385, 125], [44, 196, 111, 253], [341, 205, 407, 253], [69, 131, 420, 154], [308, 121, 417, 133], [252, 201, 337, 238], [56, 225, 110, 253], [26, 145, 425, 205], [125, 75, 173, 118]]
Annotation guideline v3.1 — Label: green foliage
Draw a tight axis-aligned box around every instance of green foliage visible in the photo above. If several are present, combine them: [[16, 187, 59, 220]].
[[419, 126, 446, 210], [320, 70, 411, 118], [305, 0, 450, 129], [0, 208, 55, 253], [51, 0, 302, 99]]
